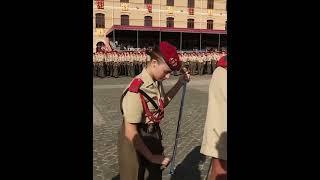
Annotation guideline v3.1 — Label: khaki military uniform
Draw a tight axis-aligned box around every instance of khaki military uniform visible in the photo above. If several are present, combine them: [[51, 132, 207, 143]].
[[129, 55, 135, 77], [124, 55, 129, 76], [109, 54, 114, 77], [105, 53, 110, 77], [212, 53, 219, 73], [118, 55, 123, 76], [93, 53, 97, 77], [138, 55, 143, 74], [97, 53, 106, 78], [142, 54, 147, 69], [206, 54, 212, 74], [118, 68, 166, 180], [182, 54, 189, 71], [189, 54, 195, 75], [102, 53, 107, 77], [191, 54, 195, 75], [133, 54, 138, 75], [113, 54, 119, 78], [200, 67, 227, 160], [185, 54, 191, 72], [198, 55, 204, 75]]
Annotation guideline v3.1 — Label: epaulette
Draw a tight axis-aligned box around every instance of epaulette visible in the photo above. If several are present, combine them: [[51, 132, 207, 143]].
[[128, 78, 144, 93]]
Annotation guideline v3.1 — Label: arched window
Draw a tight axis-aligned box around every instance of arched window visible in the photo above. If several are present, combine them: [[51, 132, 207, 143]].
[[95, 13, 105, 28], [187, 19, 194, 29], [167, 17, 174, 27], [207, 20, 213, 30], [144, 16, 152, 27], [121, 15, 129, 26]]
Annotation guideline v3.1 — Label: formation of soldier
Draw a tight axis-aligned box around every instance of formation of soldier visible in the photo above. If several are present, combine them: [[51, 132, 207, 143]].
[[93, 51, 148, 78], [93, 50, 227, 78]]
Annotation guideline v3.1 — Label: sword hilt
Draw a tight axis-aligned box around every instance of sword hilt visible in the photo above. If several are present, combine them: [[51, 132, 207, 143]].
[[160, 164, 167, 171]]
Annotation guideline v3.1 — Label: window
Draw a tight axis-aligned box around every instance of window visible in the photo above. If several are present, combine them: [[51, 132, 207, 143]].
[[144, 16, 152, 26], [121, 15, 129, 26], [188, 0, 194, 8], [187, 19, 194, 28], [207, 0, 214, 9], [167, 0, 174, 6], [167, 17, 174, 27], [207, 20, 213, 30], [144, 0, 152, 4], [95, 13, 105, 28], [120, 0, 129, 3]]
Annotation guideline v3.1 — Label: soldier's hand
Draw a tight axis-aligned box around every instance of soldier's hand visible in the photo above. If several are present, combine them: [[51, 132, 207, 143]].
[[150, 154, 171, 166]]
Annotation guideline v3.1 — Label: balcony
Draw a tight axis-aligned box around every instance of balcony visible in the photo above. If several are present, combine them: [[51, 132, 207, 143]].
[[146, 3, 152, 13], [188, 8, 194, 15], [94, 0, 104, 10]]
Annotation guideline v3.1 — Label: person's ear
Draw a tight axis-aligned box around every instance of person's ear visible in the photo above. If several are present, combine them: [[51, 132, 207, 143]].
[[151, 59, 158, 68]]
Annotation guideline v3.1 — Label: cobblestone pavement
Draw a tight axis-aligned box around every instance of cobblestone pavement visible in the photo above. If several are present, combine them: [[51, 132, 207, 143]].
[[93, 75, 213, 180]]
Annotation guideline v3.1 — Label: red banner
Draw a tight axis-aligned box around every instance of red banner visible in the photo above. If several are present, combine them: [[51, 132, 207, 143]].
[[147, 4, 152, 13], [96, 0, 104, 9]]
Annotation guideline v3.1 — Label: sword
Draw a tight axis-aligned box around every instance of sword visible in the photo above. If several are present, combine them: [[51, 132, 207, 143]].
[[160, 67, 188, 172], [168, 82, 187, 175]]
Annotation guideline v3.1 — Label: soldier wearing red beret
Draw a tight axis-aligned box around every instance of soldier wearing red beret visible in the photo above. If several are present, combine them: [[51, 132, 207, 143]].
[[118, 41, 191, 180]]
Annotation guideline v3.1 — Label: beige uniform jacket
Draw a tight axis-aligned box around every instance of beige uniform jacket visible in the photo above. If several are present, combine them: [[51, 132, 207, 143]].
[[122, 68, 165, 124], [200, 67, 227, 160], [118, 68, 166, 180]]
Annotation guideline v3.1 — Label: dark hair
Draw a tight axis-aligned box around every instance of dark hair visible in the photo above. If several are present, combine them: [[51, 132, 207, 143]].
[[146, 48, 165, 64]]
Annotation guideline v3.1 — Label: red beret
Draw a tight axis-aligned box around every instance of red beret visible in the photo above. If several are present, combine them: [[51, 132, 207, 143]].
[[159, 41, 182, 71]]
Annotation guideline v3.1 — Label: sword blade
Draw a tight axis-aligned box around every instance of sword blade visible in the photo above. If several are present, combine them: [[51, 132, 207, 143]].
[[169, 82, 187, 175]]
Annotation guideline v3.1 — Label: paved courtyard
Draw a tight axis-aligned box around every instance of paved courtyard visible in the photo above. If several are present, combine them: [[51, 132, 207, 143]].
[[93, 75, 213, 180]]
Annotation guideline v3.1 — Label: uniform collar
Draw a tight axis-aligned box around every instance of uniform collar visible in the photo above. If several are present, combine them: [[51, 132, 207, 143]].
[[141, 68, 157, 88]]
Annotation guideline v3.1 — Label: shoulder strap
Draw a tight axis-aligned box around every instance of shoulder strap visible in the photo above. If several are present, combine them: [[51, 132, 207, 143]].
[[120, 78, 159, 115], [120, 88, 159, 115], [138, 89, 159, 110]]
